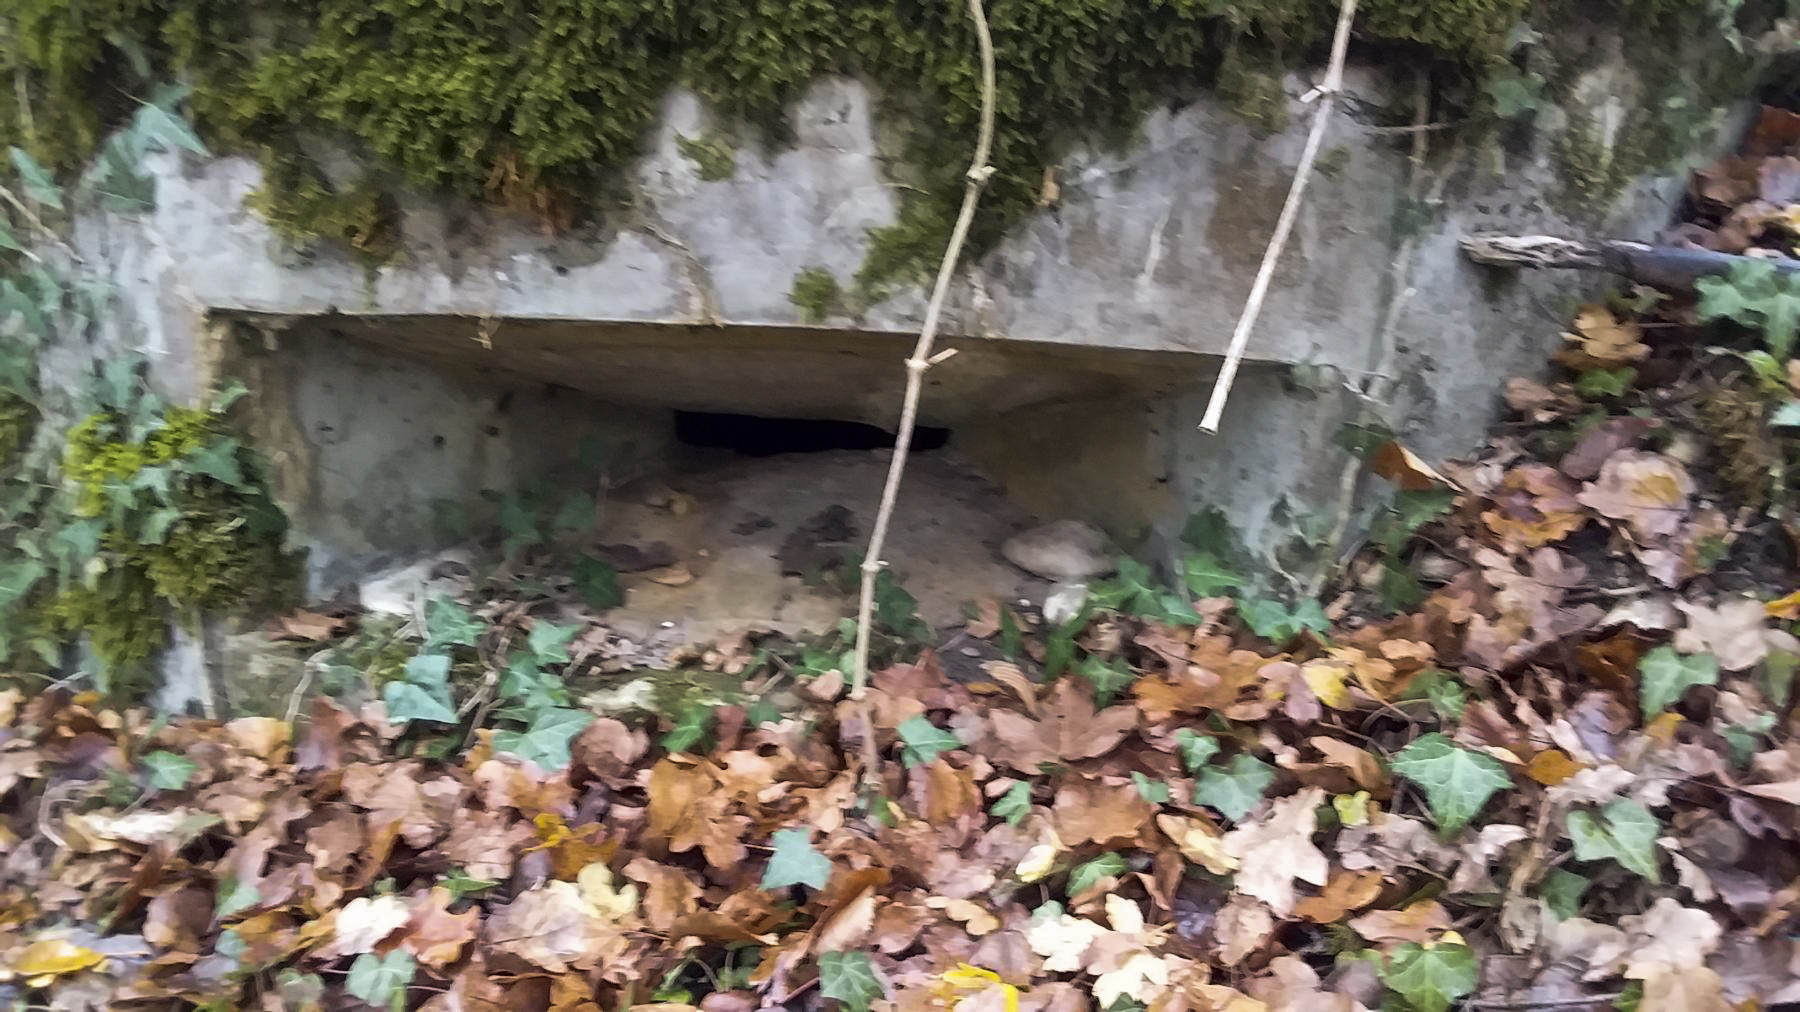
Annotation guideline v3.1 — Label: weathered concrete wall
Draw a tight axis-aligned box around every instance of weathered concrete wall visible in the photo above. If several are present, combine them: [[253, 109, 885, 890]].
[[62, 53, 1740, 633]]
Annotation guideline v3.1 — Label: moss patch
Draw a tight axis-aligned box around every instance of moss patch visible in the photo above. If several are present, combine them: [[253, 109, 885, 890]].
[[676, 133, 738, 181], [789, 266, 843, 322], [4, 0, 1606, 289], [42, 403, 298, 687]]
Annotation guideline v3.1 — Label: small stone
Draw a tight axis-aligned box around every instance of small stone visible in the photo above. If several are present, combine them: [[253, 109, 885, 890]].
[[1043, 582, 1089, 628], [645, 564, 695, 586], [1001, 520, 1115, 582]]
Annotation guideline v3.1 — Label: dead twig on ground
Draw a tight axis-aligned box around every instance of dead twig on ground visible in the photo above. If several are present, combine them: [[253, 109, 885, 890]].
[[1199, 0, 1358, 433], [848, 0, 997, 784]]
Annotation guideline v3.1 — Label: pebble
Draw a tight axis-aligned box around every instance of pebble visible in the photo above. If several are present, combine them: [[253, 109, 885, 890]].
[[1001, 520, 1116, 582]]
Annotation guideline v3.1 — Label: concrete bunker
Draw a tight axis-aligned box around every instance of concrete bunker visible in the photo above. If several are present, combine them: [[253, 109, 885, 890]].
[[218, 312, 1214, 638]]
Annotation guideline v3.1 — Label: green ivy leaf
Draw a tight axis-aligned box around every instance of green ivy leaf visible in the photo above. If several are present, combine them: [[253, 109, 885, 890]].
[[346, 950, 415, 1007], [1540, 868, 1590, 921], [1131, 772, 1169, 804], [1182, 552, 1242, 597], [1383, 941, 1478, 1012], [183, 437, 245, 489], [659, 704, 715, 754], [897, 715, 961, 768], [1390, 733, 1511, 835], [1397, 670, 1467, 721], [818, 951, 884, 1012], [1068, 852, 1127, 895], [8, 147, 63, 210], [1238, 597, 1328, 644], [527, 620, 580, 666], [215, 876, 260, 920], [1175, 728, 1220, 772], [141, 750, 198, 791], [423, 595, 484, 650], [991, 780, 1032, 827], [384, 681, 457, 724], [131, 85, 211, 157], [1638, 646, 1719, 721], [762, 828, 832, 890], [574, 555, 624, 610], [440, 867, 499, 902], [1076, 655, 1135, 707], [1192, 754, 1275, 822], [1567, 799, 1661, 881], [492, 708, 593, 770]]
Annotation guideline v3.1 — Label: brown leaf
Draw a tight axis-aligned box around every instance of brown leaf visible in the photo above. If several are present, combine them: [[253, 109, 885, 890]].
[[1222, 788, 1329, 917], [486, 881, 631, 973], [224, 717, 291, 762], [990, 679, 1137, 771], [1482, 464, 1589, 550], [1294, 869, 1384, 923], [267, 609, 351, 641], [622, 858, 702, 934], [1347, 901, 1448, 943], [405, 887, 480, 968], [1371, 441, 1454, 491], [1560, 417, 1661, 481], [1632, 963, 1732, 1012], [1052, 779, 1153, 847], [1558, 305, 1649, 369], [1577, 451, 1693, 542], [1212, 894, 1274, 964]]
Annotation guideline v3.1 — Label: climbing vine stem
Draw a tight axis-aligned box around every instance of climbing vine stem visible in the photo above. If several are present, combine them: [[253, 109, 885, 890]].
[[849, 0, 996, 774], [1199, 0, 1359, 433]]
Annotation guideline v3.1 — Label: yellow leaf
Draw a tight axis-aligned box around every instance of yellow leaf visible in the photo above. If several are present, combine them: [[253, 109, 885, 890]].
[[1333, 791, 1372, 827], [1300, 660, 1352, 710], [577, 862, 640, 921], [10, 938, 105, 980], [1016, 843, 1058, 883], [1766, 589, 1800, 620], [942, 964, 1001, 988], [1646, 711, 1684, 744]]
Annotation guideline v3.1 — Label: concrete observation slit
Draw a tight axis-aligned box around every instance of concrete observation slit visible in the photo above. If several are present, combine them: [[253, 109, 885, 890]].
[[216, 312, 1200, 639]]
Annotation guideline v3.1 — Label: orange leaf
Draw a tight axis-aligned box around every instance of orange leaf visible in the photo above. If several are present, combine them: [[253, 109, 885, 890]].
[[1526, 749, 1585, 787]]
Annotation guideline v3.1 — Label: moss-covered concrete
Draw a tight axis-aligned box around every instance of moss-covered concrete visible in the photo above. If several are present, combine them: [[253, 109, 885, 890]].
[[3, 0, 1749, 286]]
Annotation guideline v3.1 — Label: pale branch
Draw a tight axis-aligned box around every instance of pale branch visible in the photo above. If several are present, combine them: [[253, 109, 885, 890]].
[[1198, 0, 1358, 434], [1460, 233, 1800, 291], [848, 0, 996, 734]]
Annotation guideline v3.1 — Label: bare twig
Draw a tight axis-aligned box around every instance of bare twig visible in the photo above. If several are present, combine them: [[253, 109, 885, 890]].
[[848, 0, 997, 777], [1199, 0, 1358, 433]]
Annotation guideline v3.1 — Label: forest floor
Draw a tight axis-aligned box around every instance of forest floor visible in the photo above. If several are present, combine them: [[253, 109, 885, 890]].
[[9, 110, 1800, 1012]]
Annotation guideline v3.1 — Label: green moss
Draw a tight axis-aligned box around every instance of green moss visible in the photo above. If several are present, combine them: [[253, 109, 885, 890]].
[[50, 403, 297, 686], [0, 0, 1757, 286], [244, 157, 402, 268], [0, 393, 34, 464], [675, 133, 737, 182], [789, 266, 843, 322]]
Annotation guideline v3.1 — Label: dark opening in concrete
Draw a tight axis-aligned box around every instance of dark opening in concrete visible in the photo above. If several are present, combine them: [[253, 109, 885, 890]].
[[673, 410, 949, 456]]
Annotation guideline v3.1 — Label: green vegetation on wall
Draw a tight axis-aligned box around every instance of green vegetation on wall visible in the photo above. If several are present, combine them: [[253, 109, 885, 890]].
[[5, 0, 1741, 292], [0, 92, 297, 699]]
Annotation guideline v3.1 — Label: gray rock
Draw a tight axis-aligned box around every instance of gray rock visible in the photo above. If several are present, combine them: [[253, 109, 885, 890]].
[[1002, 521, 1115, 582]]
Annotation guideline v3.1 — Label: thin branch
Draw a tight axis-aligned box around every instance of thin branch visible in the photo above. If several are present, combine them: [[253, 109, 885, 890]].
[[848, 0, 997, 761], [1199, 0, 1358, 433]]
